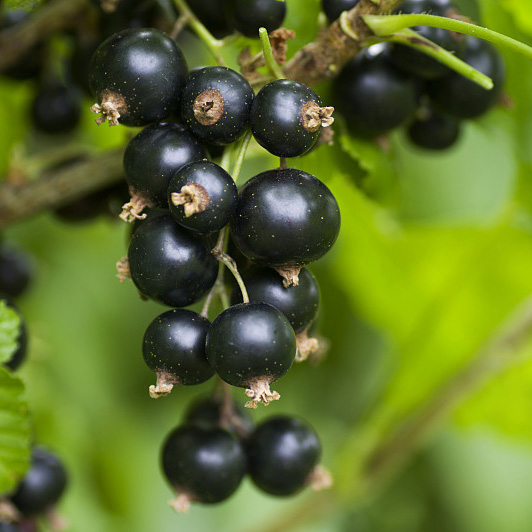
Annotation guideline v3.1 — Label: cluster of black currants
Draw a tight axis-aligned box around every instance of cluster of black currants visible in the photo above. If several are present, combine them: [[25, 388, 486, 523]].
[[161, 395, 330, 511], [328, 0, 506, 150], [86, 10, 339, 510]]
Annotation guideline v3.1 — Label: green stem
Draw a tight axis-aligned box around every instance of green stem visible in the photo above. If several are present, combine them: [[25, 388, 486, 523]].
[[231, 130, 253, 184], [368, 28, 492, 89], [363, 14, 532, 61], [259, 27, 285, 80], [172, 0, 227, 65]]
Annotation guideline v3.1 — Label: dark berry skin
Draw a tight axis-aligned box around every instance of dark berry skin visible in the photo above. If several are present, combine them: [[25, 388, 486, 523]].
[[161, 425, 246, 504], [123, 122, 206, 205], [225, 0, 286, 38], [231, 169, 340, 268], [190, 0, 233, 38], [1, 295, 28, 372], [427, 37, 505, 119], [128, 214, 218, 307], [247, 416, 321, 496], [231, 266, 320, 334], [0, 247, 32, 299], [407, 108, 461, 150], [180, 67, 254, 145], [168, 160, 238, 233], [251, 79, 324, 158], [89, 28, 188, 127], [390, 1, 464, 79], [143, 309, 214, 385], [322, 0, 361, 23], [206, 302, 296, 388], [9, 448, 68, 517], [333, 51, 420, 138], [31, 85, 81, 134]]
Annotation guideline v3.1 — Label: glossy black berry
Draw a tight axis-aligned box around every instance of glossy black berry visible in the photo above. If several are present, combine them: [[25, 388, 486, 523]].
[[180, 67, 254, 145], [161, 425, 246, 509], [231, 266, 319, 334], [190, 0, 233, 38], [128, 213, 218, 307], [231, 169, 340, 284], [143, 309, 214, 397], [247, 416, 321, 496], [89, 28, 188, 127], [407, 108, 461, 150], [427, 37, 505, 119], [390, 1, 464, 79], [123, 122, 206, 205], [333, 50, 419, 138], [31, 85, 81, 134], [168, 160, 238, 233], [322, 0, 361, 23], [224, 0, 286, 38], [9, 448, 68, 517], [206, 302, 296, 407], [1, 296, 28, 372], [0, 246, 32, 299], [251, 79, 333, 158]]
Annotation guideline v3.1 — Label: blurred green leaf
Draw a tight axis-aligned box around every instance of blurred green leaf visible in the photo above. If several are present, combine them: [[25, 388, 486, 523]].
[[0, 301, 20, 365]]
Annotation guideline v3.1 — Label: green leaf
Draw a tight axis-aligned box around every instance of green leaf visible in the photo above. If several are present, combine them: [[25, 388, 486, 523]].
[[0, 301, 20, 365]]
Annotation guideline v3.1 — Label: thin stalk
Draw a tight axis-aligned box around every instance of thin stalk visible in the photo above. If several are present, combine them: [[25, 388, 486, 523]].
[[363, 14, 532, 61], [231, 130, 253, 184], [259, 27, 285, 79]]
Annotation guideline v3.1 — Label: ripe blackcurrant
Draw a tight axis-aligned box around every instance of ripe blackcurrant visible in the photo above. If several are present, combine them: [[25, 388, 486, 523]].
[[251, 79, 334, 158], [230, 168, 340, 286], [9, 448, 68, 517], [390, 1, 464, 79], [407, 107, 461, 150], [123, 122, 206, 206], [1, 296, 28, 372], [0, 246, 32, 299], [206, 302, 296, 408], [427, 37, 505, 119], [247, 416, 322, 496], [161, 425, 246, 511], [180, 66, 254, 145], [333, 49, 420, 138], [224, 0, 286, 39], [322, 0, 361, 23], [142, 309, 214, 398], [89, 28, 187, 126], [128, 213, 218, 307], [189, 0, 233, 39], [31, 84, 82, 134], [168, 160, 238, 233]]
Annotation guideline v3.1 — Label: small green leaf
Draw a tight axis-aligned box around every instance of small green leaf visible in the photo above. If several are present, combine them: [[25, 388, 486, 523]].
[[0, 301, 20, 365]]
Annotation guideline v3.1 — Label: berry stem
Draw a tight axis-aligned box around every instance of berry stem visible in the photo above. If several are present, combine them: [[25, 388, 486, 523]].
[[231, 130, 253, 184], [367, 29, 492, 90], [259, 27, 285, 80], [172, 0, 227, 66], [363, 14, 532, 62]]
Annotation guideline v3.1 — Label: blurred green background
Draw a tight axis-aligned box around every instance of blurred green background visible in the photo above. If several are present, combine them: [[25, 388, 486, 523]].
[[3, 0, 532, 531]]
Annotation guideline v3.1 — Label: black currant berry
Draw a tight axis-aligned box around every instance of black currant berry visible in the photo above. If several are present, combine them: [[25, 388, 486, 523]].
[[427, 37, 505, 119], [322, 0, 361, 23], [161, 425, 246, 511], [123, 122, 206, 206], [184, 395, 254, 436], [390, 1, 464, 79], [247, 416, 323, 496], [0, 246, 32, 299], [9, 448, 67, 517], [180, 66, 254, 145], [189, 0, 233, 39], [333, 50, 420, 138], [224, 0, 286, 38], [128, 213, 218, 307], [168, 160, 238, 233], [231, 266, 319, 334], [251, 79, 334, 158], [142, 309, 214, 397], [31, 85, 81, 134], [89, 28, 188, 126], [231, 168, 340, 286], [407, 107, 461, 150], [206, 302, 296, 408], [1, 296, 28, 372]]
